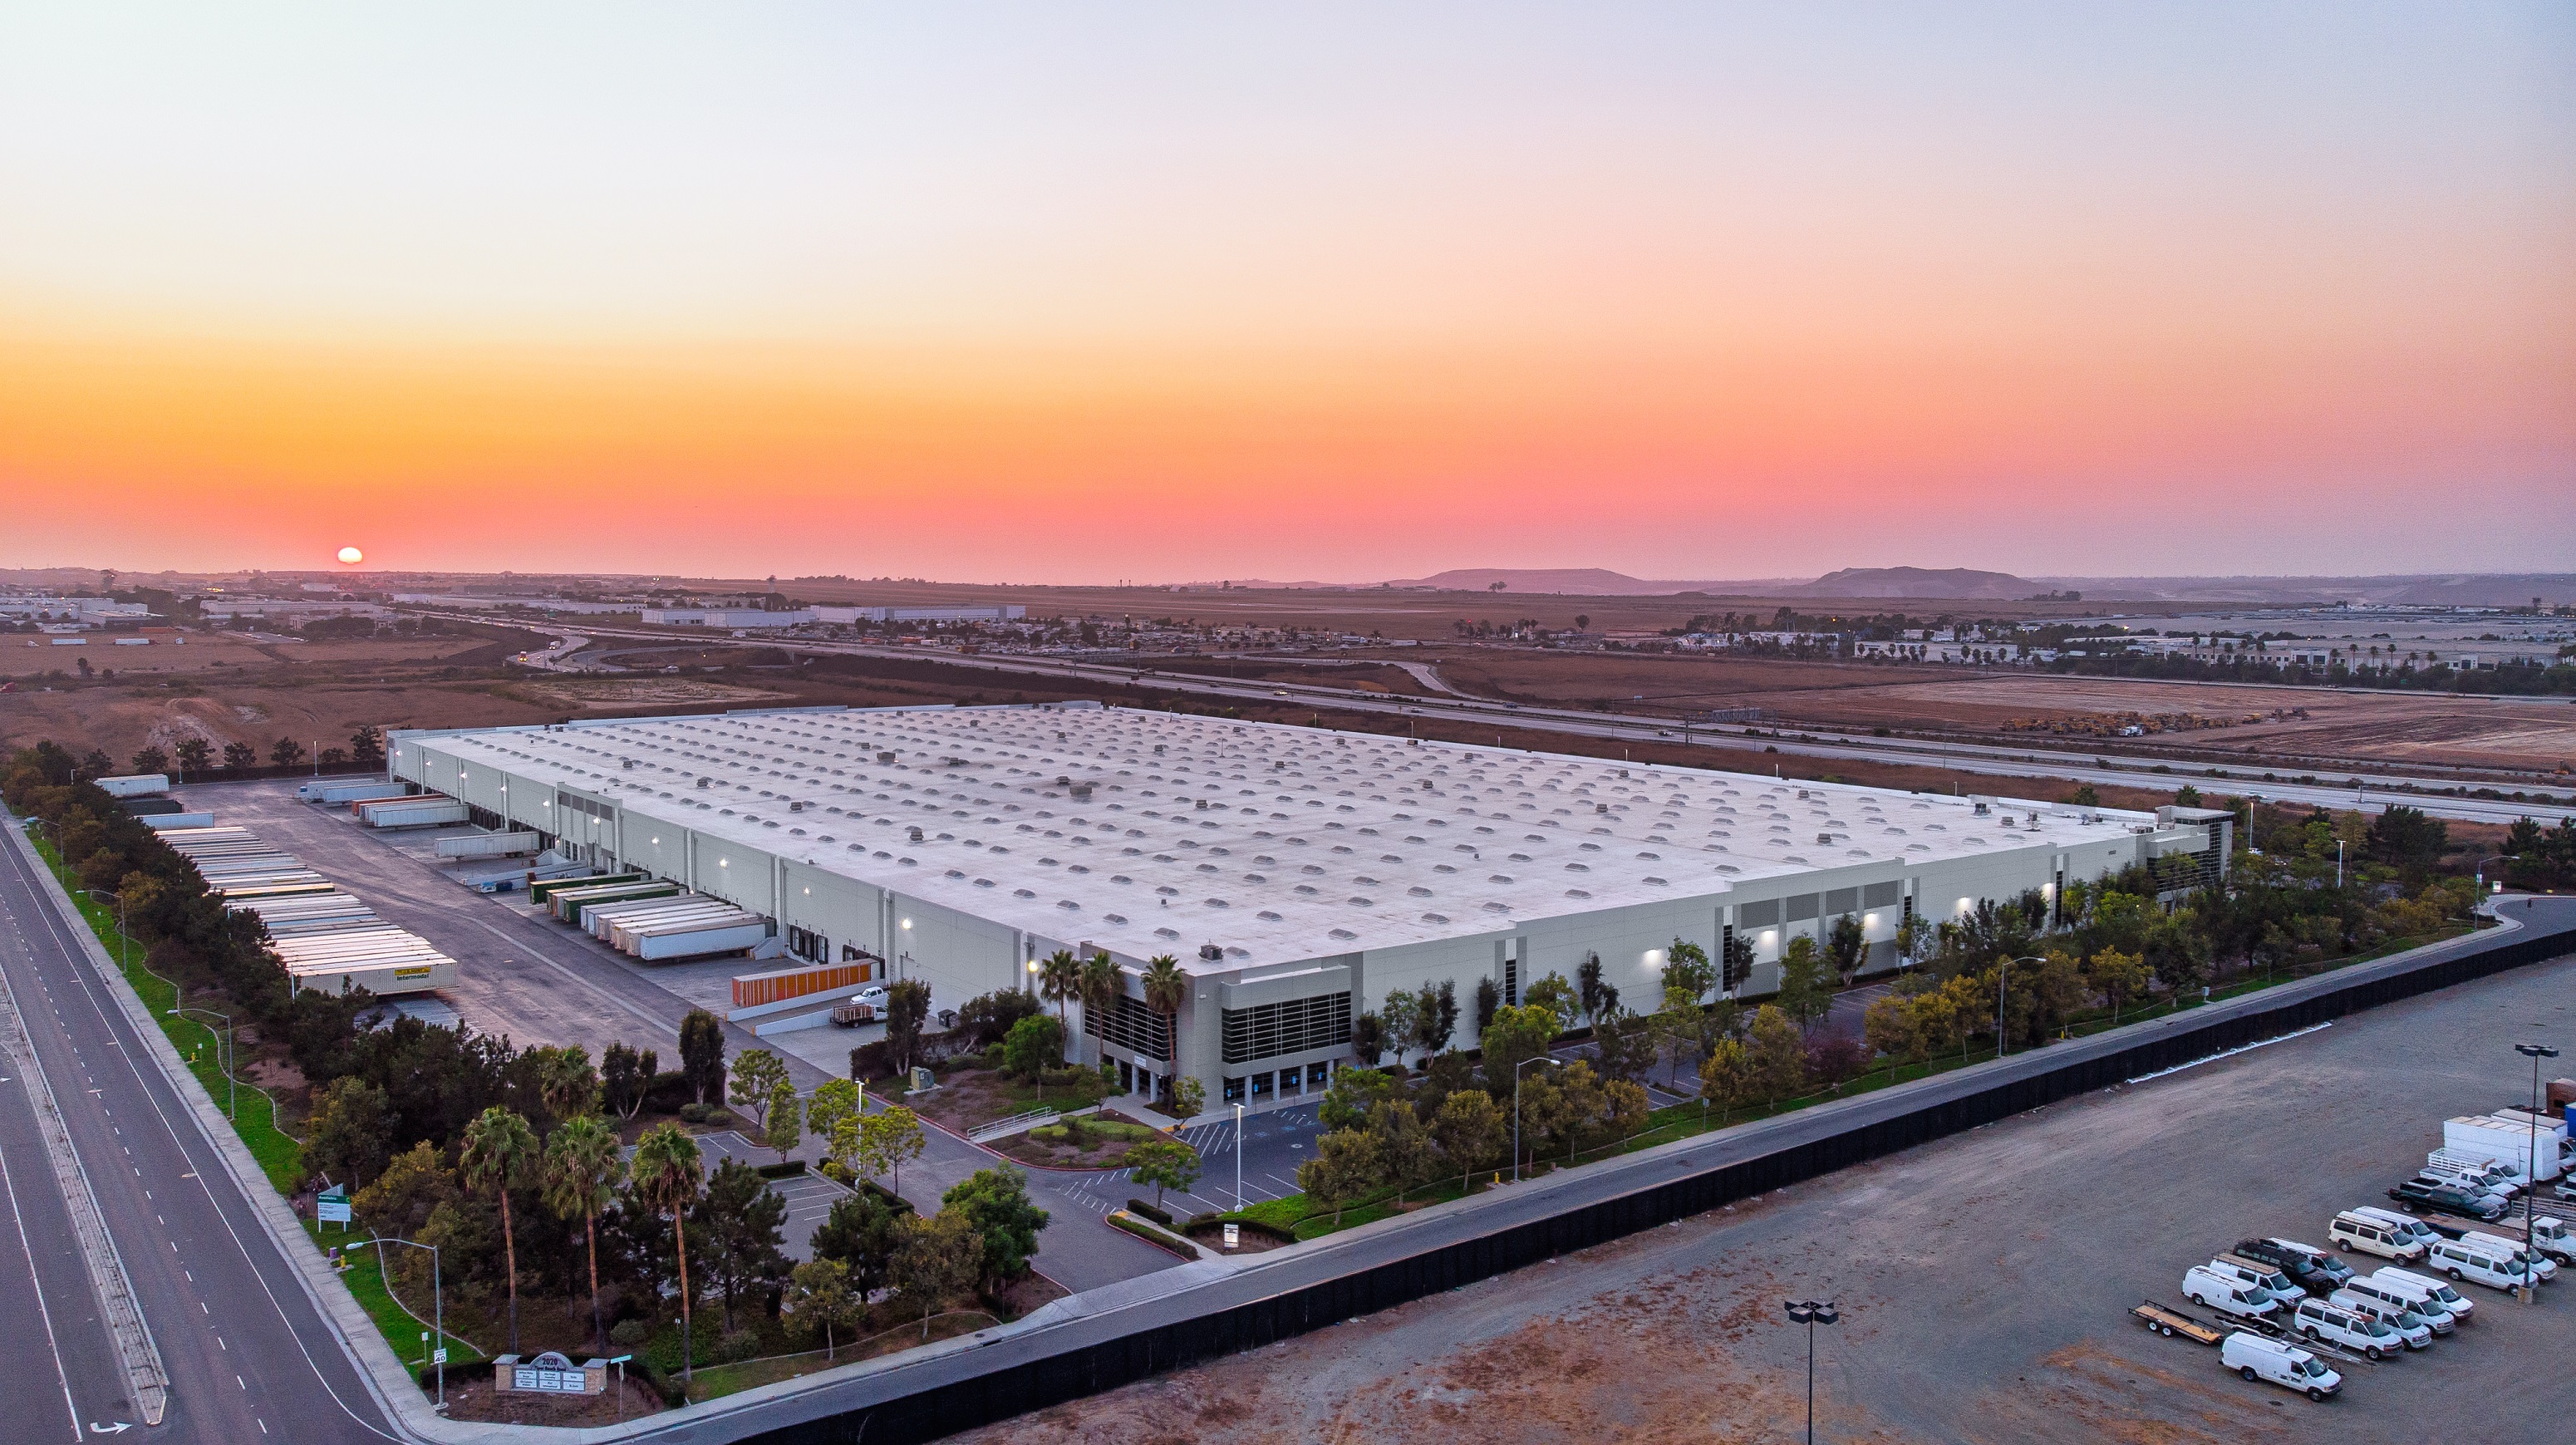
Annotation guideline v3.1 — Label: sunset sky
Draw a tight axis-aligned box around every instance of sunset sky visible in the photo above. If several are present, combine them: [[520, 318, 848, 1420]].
[[4, 4, 2570, 582]]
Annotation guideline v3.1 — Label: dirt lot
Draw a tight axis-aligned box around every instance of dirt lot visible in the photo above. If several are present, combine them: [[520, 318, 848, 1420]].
[[959, 938, 2576, 1445], [1420, 651, 2576, 776]]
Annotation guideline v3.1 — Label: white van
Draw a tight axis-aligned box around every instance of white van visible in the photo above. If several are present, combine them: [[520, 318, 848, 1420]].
[[2370, 1266, 2475, 1325], [2288, 1298, 2406, 1360], [2220, 1332, 2341, 1401], [2326, 1289, 2437, 1348], [2353, 1207, 2444, 1254], [2460, 1231, 2556, 1282], [2426, 1236, 2538, 1292], [2208, 1255, 2300, 1305], [2185, 1266, 2283, 1323], [2331, 1211, 2427, 1261]]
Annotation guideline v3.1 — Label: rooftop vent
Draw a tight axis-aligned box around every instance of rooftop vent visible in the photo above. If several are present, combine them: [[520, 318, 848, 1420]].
[[696, 777, 711, 789], [789, 800, 805, 813], [877, 750, 896, 764], [1197, 942, 1223, 961], [907, 826, 925, 843]]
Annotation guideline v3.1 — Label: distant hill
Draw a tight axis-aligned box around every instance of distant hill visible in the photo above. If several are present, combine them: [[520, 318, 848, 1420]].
[[1375, 568, 1804, 596], [1781, 567, 2043, 600]]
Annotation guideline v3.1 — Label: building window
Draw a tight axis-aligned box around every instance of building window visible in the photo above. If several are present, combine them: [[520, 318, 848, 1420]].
[[1307, 1061, 1330, 1089], [787, 926, 828, 963], [1503, 957, 1518, 1007], [1222, 1074, 1246, 1103], [1219, 990, 1353, 1065], [1084, 990, 1172, 1061], [1280, 1067, 1304, 1097], [1250, 1070, 1273, 1099]]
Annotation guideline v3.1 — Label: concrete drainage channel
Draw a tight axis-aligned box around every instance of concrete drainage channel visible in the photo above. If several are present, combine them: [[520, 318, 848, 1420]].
[[699, 901, 2576, 1445]]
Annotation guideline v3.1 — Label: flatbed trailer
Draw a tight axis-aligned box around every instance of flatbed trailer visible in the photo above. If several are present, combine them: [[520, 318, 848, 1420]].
[[2131, 1300, 2226, 1344]]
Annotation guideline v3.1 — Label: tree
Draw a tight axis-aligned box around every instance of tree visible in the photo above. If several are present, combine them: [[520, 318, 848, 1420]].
[[784, 1257, 863, 1361], [173, 738, 213, 776], [813, 1189, 908, 1300], [1522, 971, 1580, 1034], [221, 741, 258, 770], [1379, 990, 1420, 1067], [856, 1105, 927, 1195], [1473, 976, 1501, 1037], [764, 1082, 802, 1162], [1477, 1003, 1560, 1084], [628, 1123, 706, 1383], [1078, 953, 1122, 1061], [1721, 930, 1757, 995], [129, 745, 170, 776], [350, 725, 386, 767], [306, 1077, 391, 1189], [1001, 1014, 1064, 1087], [1893, 914, 1930, 971], [602, 1043, 655, 1119], [1167, 1075, 1205, 1120], [728, 1047, 789, 1128], [2174, 784, 2203, 808], [958, 990, 1040, 1047], [1774, 936, 1830, 1031], [542, 1114, 625, 1352], [78, 746, 111, 776], [2087, 946, 2151, 1025], [458, 1106, 538, 1352], [1747, 1005, 1807, 1105], [1576, 953, 1620, 1026], [1039, 948, 1081, 1045], [1428, 1088, 1506, 1193], [891, 1209, 982, 1339], [1862, 995, 1917, 1067], [882, 978, 932, 1074], [1908, 985, 1962, 1064], [678, 1009, 727, 1106], [1590, 1008, 1654, 1084], [1698, 1037, 1753, 1123], [1127, 1138, 1202, 1214], [696, 1159, 790, 1332], [1142, 954, 1187, 1074], [941, 1165, 1049, 1291], [1317, 1066, 1397, 1131], [1663, 939, 1716, 1006], [536, 1044, 600, 1123], [1296, 1127, 1384, 1226], [2366, 805, 2447, 873], [806, 1078, 860, 1160], [269, 736, 307, 768], [1825, 914, 1866, 985], [1350, 1011, 1385, 1065]]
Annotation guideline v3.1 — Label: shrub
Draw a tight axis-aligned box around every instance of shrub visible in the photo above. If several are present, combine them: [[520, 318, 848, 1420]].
[[1805, 1032, 1866, 1091], [1126, 1197, 1173, 1227], [678, 1101, 711, 1123], [715, 1328, 763, 1364], [608, 1318, 651, 1347]]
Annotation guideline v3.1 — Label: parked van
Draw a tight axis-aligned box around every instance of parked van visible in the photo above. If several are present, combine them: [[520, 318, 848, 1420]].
[[2289, 1298, 2407, 1360], [2327, 1289, 2438, 1348], [2331, 1211, 2427, 1262], [2353, 1207, 2444, 1254], [2220, 1332, 2341, 1401], [2185, 1266, 2283, 1323], [2209, 1255, 2301, 1305], [2370, 1267, 2475, 1325], [2249, 1238, 2354, 1293], [2460, 1231, 2556, 1282], [2426, 1236, 2538, 1292]]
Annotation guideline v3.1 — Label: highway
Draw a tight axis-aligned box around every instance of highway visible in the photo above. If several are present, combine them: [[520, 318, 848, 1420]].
[[0, 818, 403, 1444], [460, 614, 2575, 828]]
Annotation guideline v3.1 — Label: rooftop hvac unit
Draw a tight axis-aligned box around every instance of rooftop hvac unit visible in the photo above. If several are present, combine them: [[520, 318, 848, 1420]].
[[1054, 775, 1070, 786], [1197, 942, 1222, 961], [1817, 832, 1833, 844], [1973, 801, 1992, 815], [789, 800, 804, 813], [907, 827, 924, 843], [878, 751, 896, 764], [1069, 783, 1093, 800], [1595, 803, 1609, 814], [1195, 799, 1209, 811], [697, 777, 711, 789]]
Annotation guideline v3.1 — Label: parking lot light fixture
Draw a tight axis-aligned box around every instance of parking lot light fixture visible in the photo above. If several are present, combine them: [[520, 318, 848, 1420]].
[[1783, 1299, 1839, 1445], [2516, 1042, 2559, 1304]]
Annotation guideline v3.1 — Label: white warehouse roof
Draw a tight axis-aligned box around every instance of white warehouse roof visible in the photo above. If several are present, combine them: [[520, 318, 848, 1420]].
[[400, 705, 2157, 971]]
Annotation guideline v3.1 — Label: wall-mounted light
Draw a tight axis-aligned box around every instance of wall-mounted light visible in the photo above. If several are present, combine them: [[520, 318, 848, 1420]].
[[901, 918, 912, 930], [1643, 948, 1664, 969], [719, 859, 729, 868]]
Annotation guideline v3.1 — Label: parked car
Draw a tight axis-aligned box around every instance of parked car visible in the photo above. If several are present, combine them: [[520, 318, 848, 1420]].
[[2331, 1211, 2426, 1261], [2236, 1238, 2353, 1295], [2327, 1288, 2439, 1347], [2289, 1298, 2406, 1361], [2426, 1236, 2539, 1291], [2390, 1179, 2506, 1221], [2185, 1266, 2283, 1324], [2220, 1333, 2341, 1401], [2370, 1267, 2475, 1325]]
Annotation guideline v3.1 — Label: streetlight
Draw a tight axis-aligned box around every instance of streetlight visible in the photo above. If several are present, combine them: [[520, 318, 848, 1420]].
[[2516, 1042, 2559, 1305], [344, 1236, 446, 1410], [1997, 956, 2046, 1059], [1783, 1299, 1839, 1445], [1512, 1055, 1562, 1182], [171, 1005, 235, 1118], [81, 887, 128, 975], [1233, 1101, 1246, 1212]]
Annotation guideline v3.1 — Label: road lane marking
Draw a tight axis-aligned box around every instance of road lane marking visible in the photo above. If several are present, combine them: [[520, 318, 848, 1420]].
[[0, 1108, 85, 1443]]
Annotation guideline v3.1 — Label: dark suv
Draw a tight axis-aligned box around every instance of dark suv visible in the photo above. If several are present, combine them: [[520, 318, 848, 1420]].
[[2388, 1179, 2505, 1221], [2234, 1237, 2352, 1295]]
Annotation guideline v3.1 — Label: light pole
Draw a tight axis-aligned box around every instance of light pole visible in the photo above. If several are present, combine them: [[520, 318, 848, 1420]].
[[346, 1236, 445, 1409], [81, 887, 128, 974], [1512, 1054, 1562, 1182], [2517, 1043, 2559, 1305], [171, 1005, 235, 1118], [1784, 1299, 1838, 1445], [1233, 1101, 1246, 1212], [1997, 956, 2046, 1059]]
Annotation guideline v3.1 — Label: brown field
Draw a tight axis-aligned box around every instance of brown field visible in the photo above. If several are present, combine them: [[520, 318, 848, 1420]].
[[1414, 650, 2576, 776]]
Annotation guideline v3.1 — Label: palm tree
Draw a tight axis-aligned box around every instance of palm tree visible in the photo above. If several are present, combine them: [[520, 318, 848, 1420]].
[[629, 1123, 705, 1385], [543, 1115, 625, 1353], [1079, 953, 1122, 1066], [536, 1046, 599, 1123], [1142, 954, 1187, 1095], [1039, 949, 1081, 1044], [458, 1107, 538, 1353]]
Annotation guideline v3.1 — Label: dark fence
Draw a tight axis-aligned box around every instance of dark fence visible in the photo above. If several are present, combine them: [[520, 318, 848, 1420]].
[[172, 759, 386, 785], [745, 915, 2576, 1445]]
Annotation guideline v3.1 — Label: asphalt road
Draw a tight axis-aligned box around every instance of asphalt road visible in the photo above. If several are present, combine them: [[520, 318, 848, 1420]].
[[940, 894, 2576, 1444], [469, 617, 2576, 826], [0, 819, 399, 1444]]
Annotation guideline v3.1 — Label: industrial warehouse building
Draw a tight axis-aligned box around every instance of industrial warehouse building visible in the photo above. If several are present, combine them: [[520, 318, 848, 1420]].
[[389, 705, 2229, 1113]]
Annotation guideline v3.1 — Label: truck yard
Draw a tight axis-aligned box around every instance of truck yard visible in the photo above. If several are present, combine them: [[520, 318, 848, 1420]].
[[961, 909, 2576, 1445]]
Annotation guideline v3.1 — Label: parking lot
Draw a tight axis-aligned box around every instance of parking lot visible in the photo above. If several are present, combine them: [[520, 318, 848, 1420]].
[[968, 937, 2576, 1444]]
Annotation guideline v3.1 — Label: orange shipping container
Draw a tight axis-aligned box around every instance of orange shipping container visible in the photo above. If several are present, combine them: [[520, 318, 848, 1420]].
[[731, 960, 870, 1010]]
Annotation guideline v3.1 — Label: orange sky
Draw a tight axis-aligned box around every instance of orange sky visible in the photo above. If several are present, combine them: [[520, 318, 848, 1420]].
[[4, 6, 2571, 581]]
